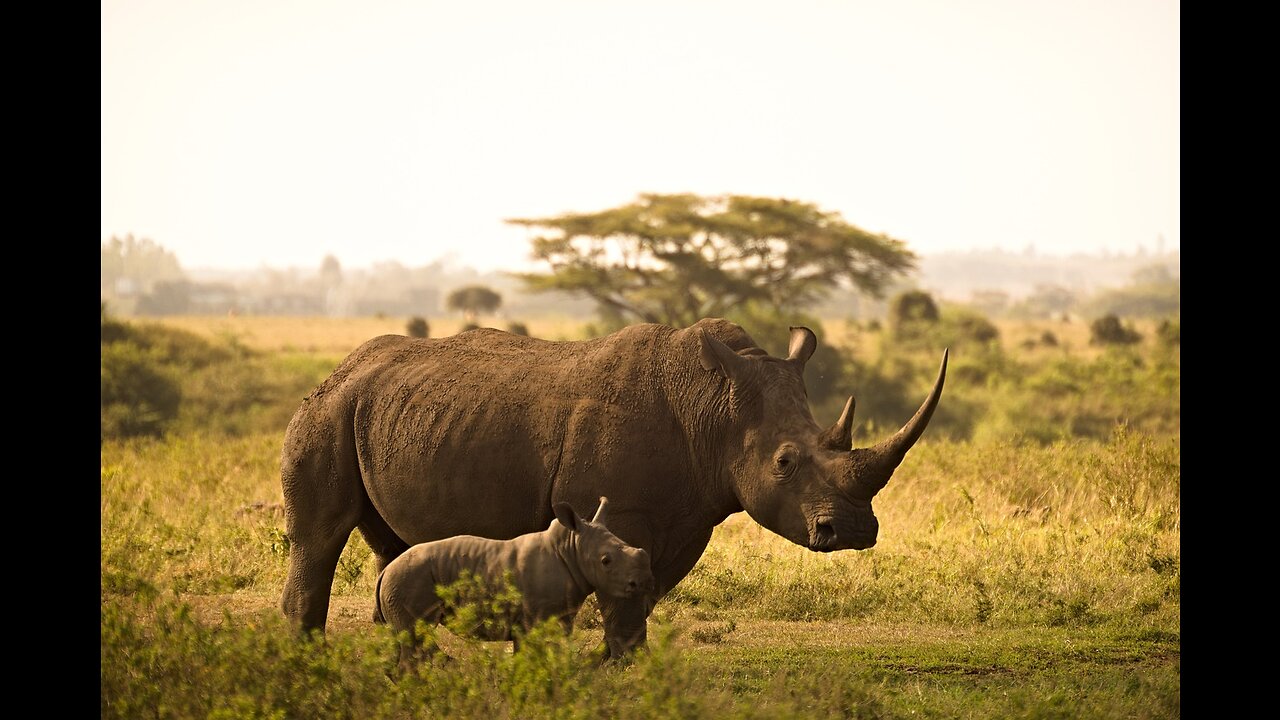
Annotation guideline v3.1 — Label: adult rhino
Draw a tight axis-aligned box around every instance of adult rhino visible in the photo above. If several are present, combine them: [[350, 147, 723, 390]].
[[280, 318, 946, 656]]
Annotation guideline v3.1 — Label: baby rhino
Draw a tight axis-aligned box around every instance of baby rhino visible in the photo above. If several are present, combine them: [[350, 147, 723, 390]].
[[376, 496, 654, 666]]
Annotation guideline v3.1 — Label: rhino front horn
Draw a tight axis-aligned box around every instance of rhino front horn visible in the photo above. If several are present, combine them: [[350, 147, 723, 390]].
[[865, 348, 948, 469]]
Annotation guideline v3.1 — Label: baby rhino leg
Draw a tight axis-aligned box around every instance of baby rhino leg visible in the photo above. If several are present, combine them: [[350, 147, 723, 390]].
[[380, 567, 446, 672]]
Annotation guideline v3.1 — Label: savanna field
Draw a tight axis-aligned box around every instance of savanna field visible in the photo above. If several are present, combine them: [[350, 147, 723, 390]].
[[101, 312, 1180, 719]]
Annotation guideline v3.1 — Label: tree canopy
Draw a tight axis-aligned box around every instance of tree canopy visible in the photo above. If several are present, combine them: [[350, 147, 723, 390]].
[[507, 193, 915, 328], [446, 285, 503, 321]]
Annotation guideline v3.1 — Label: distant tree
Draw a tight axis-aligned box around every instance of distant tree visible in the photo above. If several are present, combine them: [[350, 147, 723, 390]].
[[968, 289, 1010, 317], [406, 316, 429, 338], [319, 254, 343, 288], [136, 280, 192, 316], [446, 285, 503, 322], [1011, 284, 1079, 320], [101, 234, 184, 293], [508, 193, 915, 329], [1131, 264, 1174, 285], [506, 321, 529, 336], [459, 322, 482, 333], [1090, 314, 1142, 345], [1083, 267, 1179, 318]]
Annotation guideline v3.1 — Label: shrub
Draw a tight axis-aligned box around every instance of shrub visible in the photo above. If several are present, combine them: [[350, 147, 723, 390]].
[[1090, 314, 1142, 345], [406, 316, 430, 338], [101, 341, 181, 439], [1156, 319, 1179, 347], [506, 321, 529, 336], [889, 290, 940, 327]]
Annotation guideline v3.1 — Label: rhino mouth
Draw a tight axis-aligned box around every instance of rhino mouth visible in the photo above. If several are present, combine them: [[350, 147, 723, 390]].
[[808, 516, 876, 552]]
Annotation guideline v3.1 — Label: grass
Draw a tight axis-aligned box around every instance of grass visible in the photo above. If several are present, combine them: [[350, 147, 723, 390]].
[[100, 314, 1179, 718]]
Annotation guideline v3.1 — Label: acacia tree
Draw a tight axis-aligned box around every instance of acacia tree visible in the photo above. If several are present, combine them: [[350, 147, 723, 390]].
[[446, 285, 503, 322], [507, 193, 915, 328]]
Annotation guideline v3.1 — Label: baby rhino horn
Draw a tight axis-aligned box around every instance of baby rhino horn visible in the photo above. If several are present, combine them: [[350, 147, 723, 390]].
[[592, 496, 609, 523]]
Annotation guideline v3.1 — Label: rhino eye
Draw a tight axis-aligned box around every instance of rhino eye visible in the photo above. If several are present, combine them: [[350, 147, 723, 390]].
[[773, 447, 800, 479], [601, 554, 611, 566]]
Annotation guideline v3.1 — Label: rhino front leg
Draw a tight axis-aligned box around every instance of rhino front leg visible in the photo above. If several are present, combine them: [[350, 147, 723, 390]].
[[597, 593, 652, 659], [654, 527, 714, 598]]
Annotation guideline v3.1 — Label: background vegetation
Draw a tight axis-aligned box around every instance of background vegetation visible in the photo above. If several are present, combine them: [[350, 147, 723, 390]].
[[101, 293, 1178, 717]]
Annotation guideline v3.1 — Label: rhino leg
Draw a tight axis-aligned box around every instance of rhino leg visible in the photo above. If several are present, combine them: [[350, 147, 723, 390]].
[[597, 594, 651, 659], [279, 417, 364, 633], [654, 527, 715, 598], [358, 500, 410, 623], [596, 527, 715, 659]]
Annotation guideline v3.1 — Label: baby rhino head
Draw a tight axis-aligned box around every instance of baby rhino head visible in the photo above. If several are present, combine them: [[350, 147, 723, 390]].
[[554, 497, 655, 599]]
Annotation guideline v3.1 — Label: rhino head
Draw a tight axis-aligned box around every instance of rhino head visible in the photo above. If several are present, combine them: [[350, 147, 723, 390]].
[[700, 326, 947, 552], [554, 497, 655, 599]]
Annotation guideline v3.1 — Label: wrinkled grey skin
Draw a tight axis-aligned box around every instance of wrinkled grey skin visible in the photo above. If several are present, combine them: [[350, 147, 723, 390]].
[[376, 497, 654, 667], [280, 318, 945, 657]]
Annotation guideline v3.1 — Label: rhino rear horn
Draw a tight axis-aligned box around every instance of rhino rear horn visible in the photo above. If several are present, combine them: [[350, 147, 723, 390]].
[[786, 326, 817, 366], [820, 396, 856, 450]]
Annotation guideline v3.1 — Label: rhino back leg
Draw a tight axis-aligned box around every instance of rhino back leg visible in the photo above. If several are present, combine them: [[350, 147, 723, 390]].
[[279, 408, 364, 633], [358, 497, 411, 623]]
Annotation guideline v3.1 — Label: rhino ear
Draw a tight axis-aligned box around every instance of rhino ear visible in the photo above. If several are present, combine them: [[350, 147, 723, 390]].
[[786, 326, 817, 366], [699, 331, 751, 381], [553, 502, 579, 532], [591, 496, 609, 524]]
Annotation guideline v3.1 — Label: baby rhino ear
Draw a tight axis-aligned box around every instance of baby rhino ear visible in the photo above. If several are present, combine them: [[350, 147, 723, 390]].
[[553, 502, 579, 532]]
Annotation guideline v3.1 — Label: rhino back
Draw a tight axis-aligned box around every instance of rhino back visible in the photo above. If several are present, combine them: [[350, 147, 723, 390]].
[[307, 320, 755, 551], [378, 535, 520, 630]]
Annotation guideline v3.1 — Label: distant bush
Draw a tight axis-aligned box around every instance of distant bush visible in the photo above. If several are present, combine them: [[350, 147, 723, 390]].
[[459, 323, 482, 332], [1084, 268, 1179, 318], [1090, 314, 1142, 346], [889, 290, 940, 328], [406, 316, 430, 338], [101, 341, 181, 439], [100, 317, 336, 439], [506, 322, 529, 336], [1156, 319, 1179, 347], [947, 310, 1000, 345], [1040, 330, 1059, 347]]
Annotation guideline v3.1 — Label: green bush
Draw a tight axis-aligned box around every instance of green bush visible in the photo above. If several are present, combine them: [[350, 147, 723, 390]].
[[506, 321, 530, 336], [1156, 319, 1179, 347], [100, 319, 338, 439], [889, 290, 940, 328], [406, 316, 430, 338], [1090, 314, 1142, 345], [101, 341, 181, 438]]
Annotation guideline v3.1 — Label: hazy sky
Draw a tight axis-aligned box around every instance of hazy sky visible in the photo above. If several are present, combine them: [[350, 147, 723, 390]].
[[102, 0, 1179, 273]]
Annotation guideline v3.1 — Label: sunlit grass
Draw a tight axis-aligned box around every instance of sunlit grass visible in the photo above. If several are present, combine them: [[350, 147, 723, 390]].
[[101, 313, 1179, 718]]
